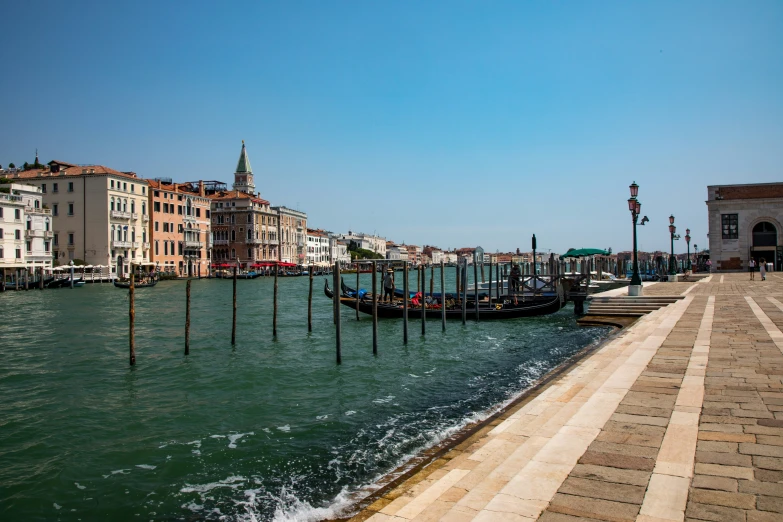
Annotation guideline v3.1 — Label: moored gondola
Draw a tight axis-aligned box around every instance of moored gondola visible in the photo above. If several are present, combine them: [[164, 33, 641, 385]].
[[113, 279, 158, 289], [325, 279, 564, 320]]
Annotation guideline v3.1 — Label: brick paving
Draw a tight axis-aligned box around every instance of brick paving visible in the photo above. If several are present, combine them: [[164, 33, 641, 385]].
[[345, 273, 783, 522]]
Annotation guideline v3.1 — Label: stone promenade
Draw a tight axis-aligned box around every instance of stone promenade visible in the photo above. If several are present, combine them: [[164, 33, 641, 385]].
[[347, 273, 783, 522]]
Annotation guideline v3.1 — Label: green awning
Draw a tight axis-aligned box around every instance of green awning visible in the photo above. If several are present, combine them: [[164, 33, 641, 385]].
[[561, 248, 610, 258]]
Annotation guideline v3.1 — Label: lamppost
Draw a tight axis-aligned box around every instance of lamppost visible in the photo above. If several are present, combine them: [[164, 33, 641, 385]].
[[668, 215, 681, 275], [694, 244, 698, 271], [685, 229, 691, 271], [627, 182, 649, 292]]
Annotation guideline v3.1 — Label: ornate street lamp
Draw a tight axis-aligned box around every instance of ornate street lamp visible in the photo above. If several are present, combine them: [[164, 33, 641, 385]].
[[685, 229, 691, 271], [627, 182, 648, 289], [668, 215, 681, 275]]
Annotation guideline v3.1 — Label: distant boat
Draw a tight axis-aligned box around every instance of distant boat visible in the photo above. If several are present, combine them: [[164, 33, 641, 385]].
[[113, 279, 157, 289], [47, 277, 84, 289]]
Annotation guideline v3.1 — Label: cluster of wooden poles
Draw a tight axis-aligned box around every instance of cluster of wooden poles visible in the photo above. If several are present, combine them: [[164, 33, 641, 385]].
[[0, 267, 47, 291]]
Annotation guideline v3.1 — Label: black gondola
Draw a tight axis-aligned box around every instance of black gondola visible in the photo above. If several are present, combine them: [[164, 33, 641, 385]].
[[46, 277, 83, 289], [325, 279, 564, 320], [113, 279, 158, 289]]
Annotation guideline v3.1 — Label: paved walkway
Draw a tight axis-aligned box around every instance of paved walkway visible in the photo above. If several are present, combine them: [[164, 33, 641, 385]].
[[347, 273, 783, 522]]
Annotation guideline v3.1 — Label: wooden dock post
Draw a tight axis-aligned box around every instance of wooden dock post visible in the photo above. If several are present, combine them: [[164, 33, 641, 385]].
[[129, 264, 136, 366], [421, 265, 426, 335], [430, 265, 434, 297], [185, 279, 191, 355], [481, 262, 485, 283], [24, 269, 28, 290], [455, 264, 460, 303], [273, 261, 279, 338], [473, 260, 479, 322], [356, 266, 360, 321], [308, 265, 313, 332], [403, 260, 409, 344], [461, 263, 467, 325], [231, 266, 237, 345], [372, 261, 378, 355], [1, 268, 5, 292], [335, 261, 342, 364], [488, 259, 493, 305], [440, 260, 446, 331]]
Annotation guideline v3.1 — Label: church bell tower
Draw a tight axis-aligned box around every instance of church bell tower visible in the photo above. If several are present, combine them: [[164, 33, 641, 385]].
[[233, 140, 255, 194]]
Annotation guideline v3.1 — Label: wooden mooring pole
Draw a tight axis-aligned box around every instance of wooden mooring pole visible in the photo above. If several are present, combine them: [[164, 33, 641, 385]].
[[461, 263, 467, 325], [24, 269, 28, 290], [421, 265, 426, 335], [474, 261, 479, 322], [372, 261, 378, 356], [39, 267, 44, 290], [356, 266, 360, 321], [403, 260, 409, 344], [440, 260, 446, 332], [231, 266, 237, 345], [185, 279, 191, 355], [307, 265, 313, 332], [430, 265, 434, 297], [273, 262, 279, 338], [335, 261, 342, 364], [1, 268, 5, 292], [129, 264, 136, 366]]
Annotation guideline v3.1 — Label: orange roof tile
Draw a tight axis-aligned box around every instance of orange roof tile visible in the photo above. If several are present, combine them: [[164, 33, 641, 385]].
[[9, 164, 140, 180], [207, 190, 269, 205]]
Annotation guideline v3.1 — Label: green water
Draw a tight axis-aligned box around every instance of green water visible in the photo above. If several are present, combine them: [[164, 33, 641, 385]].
[[0, 270, 610, 521]]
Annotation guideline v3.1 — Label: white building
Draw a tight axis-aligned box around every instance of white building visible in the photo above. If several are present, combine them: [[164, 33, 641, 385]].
[[341, 231, 386, 257], [329, 235, 351, 266], [306, 229, 330, 267], [707, 182, 783, 271], [386, 244, 409, 261], [0, 183, 54, 274]]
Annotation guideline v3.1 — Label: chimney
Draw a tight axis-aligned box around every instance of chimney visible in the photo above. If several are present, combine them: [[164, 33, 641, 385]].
[[199, 180, 205, 197], [516, 248, 520, 255]]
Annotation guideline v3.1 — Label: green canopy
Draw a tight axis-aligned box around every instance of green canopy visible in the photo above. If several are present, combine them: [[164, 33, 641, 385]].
[[561, 248, 610, 258]]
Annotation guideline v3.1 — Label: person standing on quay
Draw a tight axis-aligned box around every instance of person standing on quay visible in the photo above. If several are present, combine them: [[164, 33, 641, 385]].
[[383, 268, 395, 303], [760, 258, 767, 281], [509, 263, 521, 305], [749, 258, 756, 280]]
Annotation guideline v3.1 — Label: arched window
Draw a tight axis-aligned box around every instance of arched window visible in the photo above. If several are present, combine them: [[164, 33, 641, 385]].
[[753, 222, 777, 247], [131, 227, 136, 242], [123, 199, 127, 212], [123, 227, 128, 241], [142, 202, 146, 215], [231, 248, 236, 259], [231, 230, 236, 241], [131, 200, 135, 213], [111, 197, 115, 211], [45, 219, 50, 231], [26, 217, 31, 230], [34, 200, 39, 209]]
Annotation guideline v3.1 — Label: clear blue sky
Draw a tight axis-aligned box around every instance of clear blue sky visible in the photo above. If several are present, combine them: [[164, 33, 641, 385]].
[[2, 1, 781, 254]]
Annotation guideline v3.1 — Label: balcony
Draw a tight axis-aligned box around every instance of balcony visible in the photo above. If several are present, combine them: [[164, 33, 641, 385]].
[[183, 214, 197, 223], [131, 213, 139, 220], [111, 210, 131, 220], [132, 242, 140, 248], [184, 240, 204, 248], [44, 230, 53, 238], [143, 242, 150, 250], [267, 239, 279, 246], [27, 206, 52, 215], [112, 240, 132, 248], [25, 229, 44, 238], [142, 215, 149, 222], [247, 237, 262, 245], [213, 239, 229, 246]]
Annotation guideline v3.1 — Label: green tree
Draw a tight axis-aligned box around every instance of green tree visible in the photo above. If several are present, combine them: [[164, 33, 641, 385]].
[[8, 162, 15, 168]]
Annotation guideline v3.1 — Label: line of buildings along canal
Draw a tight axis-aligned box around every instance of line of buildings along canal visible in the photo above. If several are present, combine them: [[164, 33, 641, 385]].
[[0, 269, 610, 521]]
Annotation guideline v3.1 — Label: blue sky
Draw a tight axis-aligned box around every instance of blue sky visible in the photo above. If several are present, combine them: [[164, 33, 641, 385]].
[[1, 1, 781, 254]]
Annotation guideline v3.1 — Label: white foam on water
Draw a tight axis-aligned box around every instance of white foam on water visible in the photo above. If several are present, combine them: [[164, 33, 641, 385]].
[[344, 411, 356, 416], [186, 440, 201, 448], [262, 428, 272, 434], [408, 374, 420, 378], [181, 501, 204, 512], [111, 469, 130, 475], [74, 482, 86, 490], [210, 434, 226, 439], [180, 475, 247, 494], [192, 449, 201, 456], [372, 395, 395, 404], [276, 425, 291, 433], [239, 484, 355, 522], [53, 503, 61, 510], [136, 464, 156, 470], [228, 432, 254, 448], [315, 415, 328, 420]]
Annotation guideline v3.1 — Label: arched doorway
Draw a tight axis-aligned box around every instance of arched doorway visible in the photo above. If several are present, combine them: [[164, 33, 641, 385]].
[[750, 221, 779, 270]]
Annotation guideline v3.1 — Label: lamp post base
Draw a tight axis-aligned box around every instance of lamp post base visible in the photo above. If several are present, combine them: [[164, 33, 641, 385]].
[[628, 284, 643, 296]]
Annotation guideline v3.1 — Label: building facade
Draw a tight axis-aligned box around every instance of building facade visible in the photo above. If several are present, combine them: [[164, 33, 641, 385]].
[[272, 206, 307, 264], [707, 183, 783, 271], [209, 144, 278, 267], [306, 229, 330, 267], [6, 161, 150, 275], [341, 231, 386, 258], [148, 179, 212, 276], [329, 234, 351, 266]]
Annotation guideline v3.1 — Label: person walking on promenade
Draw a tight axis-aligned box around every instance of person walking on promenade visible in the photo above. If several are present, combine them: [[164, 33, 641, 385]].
[[749, 258, 756, 280], [509, 263, 521, 305], [383, 268, 395, 303], [760, 258, 767, 281]]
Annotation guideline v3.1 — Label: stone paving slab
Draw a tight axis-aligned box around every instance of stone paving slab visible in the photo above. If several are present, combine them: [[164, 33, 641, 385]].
[[344, 273, 783, 522]]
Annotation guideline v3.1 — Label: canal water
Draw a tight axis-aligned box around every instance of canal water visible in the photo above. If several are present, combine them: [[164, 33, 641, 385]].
[[0, 269, 610, 521]]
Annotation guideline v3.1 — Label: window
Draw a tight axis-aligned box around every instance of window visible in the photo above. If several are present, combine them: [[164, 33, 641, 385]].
[[231, 230, 236, 241], [41, 184, 47, 193], [163, 203, 168, 213], [155, 221, 159, 232], [26, 241, 31, 253], [53, 183, 59, 193], [179, 242, 183, 255], [123, 200, 127, 212], [111, 180, 115, 188], [142, 202, 146, 215], [163, 223, 168, 232], [53, 204, 58, 216], [131, 201, 135, 213], [0, 247, 3, 258], [16, 248, 21, 260], [721, 214, 738, 239], [15, 230, 21, 240], [164, 242, 168, 255], [178, 205, 182, 215], [131, 184, 135, 192], [68, 203, 74, 216], [142, 186, 146, 195], [196, 208, 201, 218], [53, 233, 58, 246], [44, 241, 49, 252], [178, 195, 183, 201], [178, 224, 183, 233], [68, 233, 74, 245], [155, 241, 159, 255], [45, 219, 49, 231], [123, 182, 127, 191], [26, 217, 31, 230], [0, 228, 2, 238], [154, 201, 160, 212], [68, 182, 74, 192], [111, 197, 115, 211], [15, 209, 21, 220], [154, 190, 160, 197]]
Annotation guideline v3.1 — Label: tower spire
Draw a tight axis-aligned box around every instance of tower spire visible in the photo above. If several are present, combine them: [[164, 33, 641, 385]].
[[233, 140, 256, 194]]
